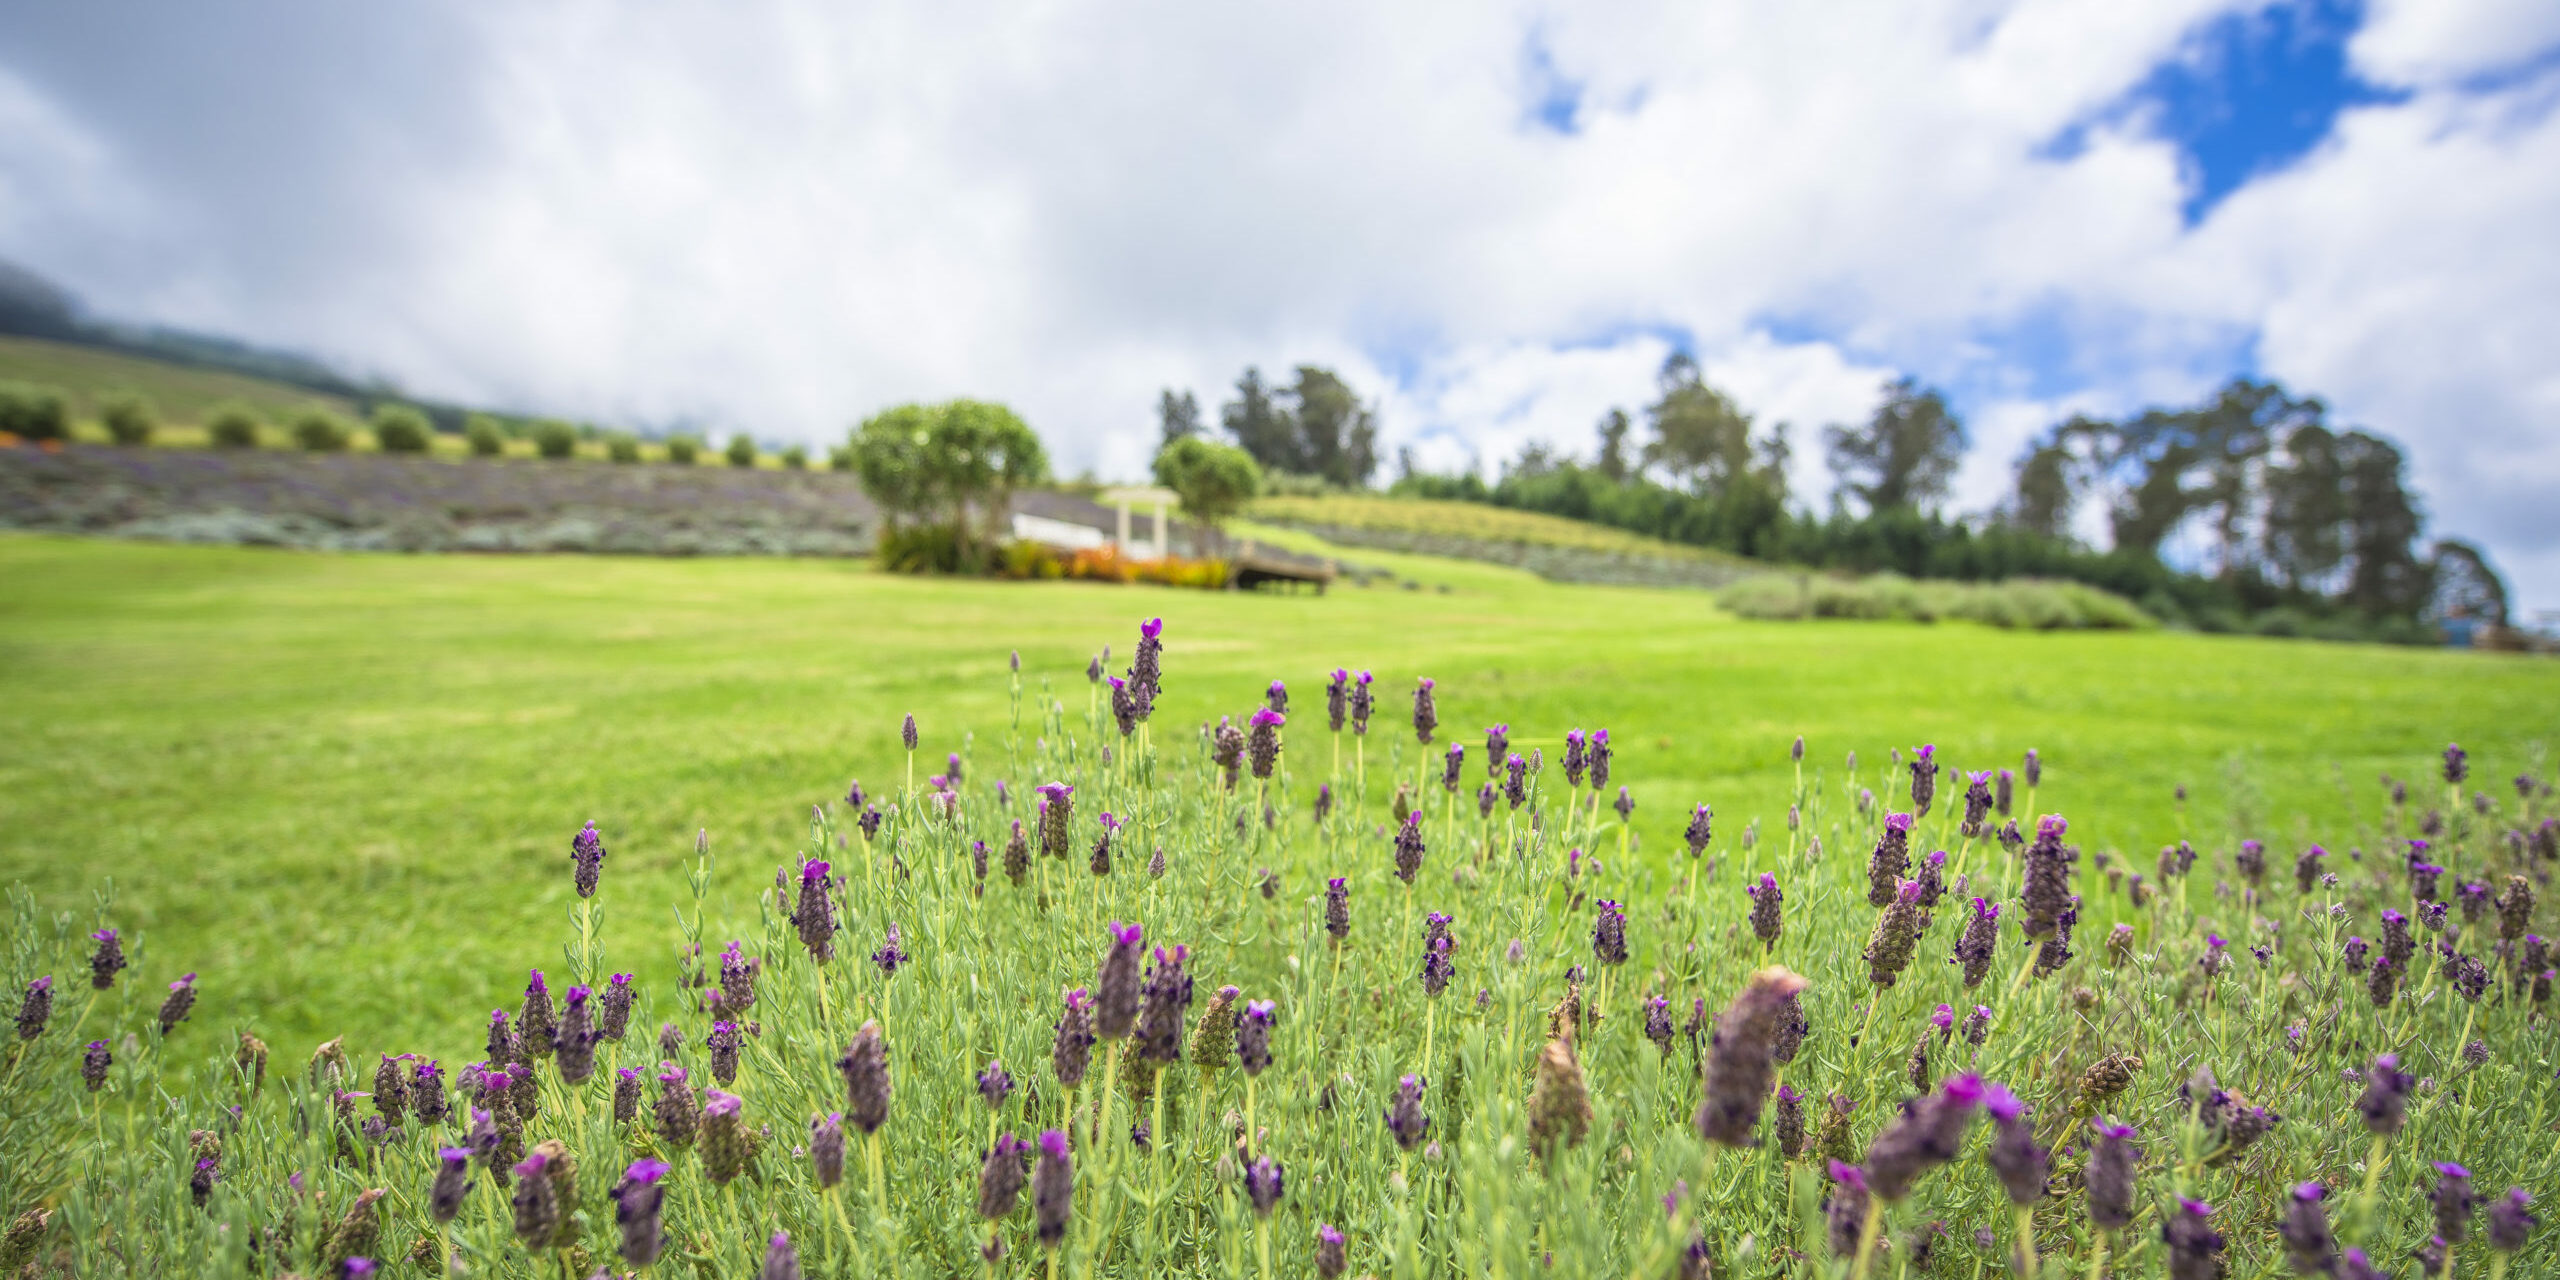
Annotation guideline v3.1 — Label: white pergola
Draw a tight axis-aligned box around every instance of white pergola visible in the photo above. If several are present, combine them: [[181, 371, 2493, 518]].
[[1097, 486, 1180, 558]]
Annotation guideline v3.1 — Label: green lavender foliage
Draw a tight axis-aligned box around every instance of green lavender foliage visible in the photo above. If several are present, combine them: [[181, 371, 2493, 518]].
[[1, 635, 2555, 1278]]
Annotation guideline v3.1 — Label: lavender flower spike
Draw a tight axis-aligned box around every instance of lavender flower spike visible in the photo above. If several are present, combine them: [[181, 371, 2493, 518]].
[[1094, 921, 1145, 1039], [1411, 677, 1437, 744], [570, 820, 608, 898], [1695, 967, 1810, 1147]]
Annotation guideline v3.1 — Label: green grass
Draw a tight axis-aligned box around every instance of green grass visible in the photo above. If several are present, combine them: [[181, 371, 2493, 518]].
[[2, 533, 2551, 1061], [0, 335, 357, 427]]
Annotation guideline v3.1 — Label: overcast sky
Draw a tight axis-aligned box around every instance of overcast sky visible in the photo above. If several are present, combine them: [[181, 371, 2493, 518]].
[[3, 1, 2556, 607]]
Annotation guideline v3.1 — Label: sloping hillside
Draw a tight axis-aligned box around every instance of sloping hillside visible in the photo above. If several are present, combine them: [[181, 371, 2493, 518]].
[[0, 334, 357, 425], [1249, 492, 1763, 589]]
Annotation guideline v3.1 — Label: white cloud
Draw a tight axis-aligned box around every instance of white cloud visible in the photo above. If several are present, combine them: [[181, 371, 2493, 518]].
[[1, 0, 2556, 606]]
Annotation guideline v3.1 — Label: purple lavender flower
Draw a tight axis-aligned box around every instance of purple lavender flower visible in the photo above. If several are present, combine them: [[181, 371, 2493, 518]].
[[2410, 861, 2444, 903], [12, 977, 50, 1041], [979, 1059, 1015, 1111], [1033, 1130, 1074, 1246], [1746, 873, 1783, 947], [1035, 783, 1075, 861], [2488, 1188, 2537, 1254], [1824, 1161, 1871, 1258], [978, 1133, 1031, 1219], [1695, 967, 1810, 1147], [872, 922, 908, 977], [1588, 729, 1613, 790], [1245, 1155, 1285, 1216], [1863, 880, 1927, 988], [1592, 900, 1628, 966], [653, 1065, 699, 1148], [615, 1158, 671, 1266], [2281, 1183, 2337, 1276], [1862, 1074, 1984, 1200], [1420, 936, 1455, 997], [1908, 744, 1938, 816], [1383, 1074, 1430, 1150], [761, 1230, 803, 1280], [809, 1112, 846, 1187], [570, 821, 608, 897], [1504, 753, 1528, 808], [1324, 877, 1351, 942], [431, 1147, 473, 1222], [1411, 677, 1437, 744], [1135, 944, 1195, 1064], [1477, 781, 1496, 819], [706, 1020, 742, 1087], [1326, 669, 1349, 732], [1248, 708, 1285, 779], [1951, 897, 1999, 987], [1773, 1085, 1806, 1156], [1108, 675, 1138, 737], [611, 1067, 640, 1124], [87, 927, 126, 991], [2296, 844, 2327, 893], [718, 942, 758, 1015], [1563, 729, 1587, 787], [2432, 1162, 2478, 1243], [2020, 815, 2076, 938], [1348, 670, 1374, 736], [1867, 814, 1914, 907], [1053, 989, 1095, 1087], [1960, 771, 1993, 836], [1316, 1223, 1347, 1277], [511, 1149, 562, 1247], [2162, 1198, 2224, 1280], [1095, 921, 1145, 1039], [2443, 742, 2468, 786], [1393, 811, 1426, 883], [1913, 850, 1946, 910], [2086, 1122, 2139, 1231], [2381, 908, 2416, 965], [157, 972, 197, 1036], [1614, 785, 1633, 822], [1236, 1000, 1275, 1075], [1684, 804, 1713, 859], [793, 859, 838, 962], [555, 986, 597, 1084], [1981, 1084, 2047, 1204], [838, 1020, 892, 1134], [1485, 724, 1509, 774], [1962, 1004, 1990, 1045], [2358, 1053, 2415, 1134], [1644, 995, 1674, 1055]]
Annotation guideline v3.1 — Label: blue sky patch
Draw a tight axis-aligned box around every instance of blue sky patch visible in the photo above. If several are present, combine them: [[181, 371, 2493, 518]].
[[1520, 29, 1586, 135], [2049, 0, 2405, 225]]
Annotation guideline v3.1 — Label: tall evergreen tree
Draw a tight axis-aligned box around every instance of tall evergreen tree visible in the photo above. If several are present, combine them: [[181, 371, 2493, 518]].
[[1822, 377, 1966, 514], [1221, 368, 1295, 473], [1593, 408, 1632, 482], [2261, 422, 2345, 592], [1285, 365, 1377, 488], [1643, 354, 1757, 496], [2338, 430, 2427, 617], [1157, 389, 1202, 448]]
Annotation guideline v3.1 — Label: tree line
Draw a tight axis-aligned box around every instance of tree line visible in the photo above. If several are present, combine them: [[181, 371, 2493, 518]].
[[1385, 355, 2505, 639]]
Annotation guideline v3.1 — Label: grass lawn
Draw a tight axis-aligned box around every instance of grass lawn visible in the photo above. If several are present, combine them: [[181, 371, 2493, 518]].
[[2, 532, 2551, 1059]]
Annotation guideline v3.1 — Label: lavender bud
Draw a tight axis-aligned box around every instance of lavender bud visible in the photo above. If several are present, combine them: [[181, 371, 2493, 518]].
[[1951, 898, 1999, 987], [2488, 1188, 2537, 1253], [2498, 875, 2536, 941], [810, 1112, 846, 1186], [2281, 1183, 2336, 1275], [1588, 728, 1613, 790], [87, 928, 127, 991], [1563, 729, 1587, 786], [977, 1133, 1031, 1218], [556, 987, 596, 1085], [2020, 816, 2076, 938], [653, 1065, 698, 1147], [511, 1150, 561, 1247], [1135, 944, 1195, 1063], [1420, 936, 1455, 998], [1393, 812, 1426, 883], [1592, 900, 1628, 966], [2086, 1122, 2139, 1230], [1824, 1162, 1871, 1258], [1236, 1000, 1275, 1076], [1614, 785, 1633, 822], [1773, 1086, 1807, 1156], [1347, 670, 1373, 735], [2162, 1197, 2224, 1280], [1908, 744, 1938, 815], [706, 1020, 742, 1087], [793, 860, 838, 963], [1095, 921, 1145, 1039], [1324, 878, 1351, 943], [12, 977, 51, 1042], [612, 1067, 640, 1124], [1961, 1004, 1990, 1046], [2357, 1054, 2415, 1134], [872, 922, 908, 978], [1862, 1074, 1984, 1201], [431, 1147, 473, 1223], [570, 821, 608, 898], [410, 1059, 448, 1125], [369, 1054, 407, 1125], [2296, 844, 2326, 893], [1695, 967, 1809, 1147], [901, 712, 919, 751], [1384, 1074, 1431, 1150], [1867, 814, 1914, 906], [615, 1158, 670, 1267], [1961, 771, 1993, 836], [2443, 742, 2467, 785], [1053, 989, 1095, 1087], [760, 1230, 803, 1280], [1981, 1085, 2047, 1205], [1685, 805, 1713, 859], [1316, 1223, 1347, 1277], [1411, 678, 1437, 744], [598, 973, 634, 1041], [1528, 1036, 1593, 1154], [1248, 708, 1285, 779], [1644, 995, 1674, 1055], [1033, 1130, 1074, 1246], [1864, 880, 1926, 988], [2432, 1162, 2478, 1242], [838, 1020, 891, 1134], [1504, 753, 1528, 808]]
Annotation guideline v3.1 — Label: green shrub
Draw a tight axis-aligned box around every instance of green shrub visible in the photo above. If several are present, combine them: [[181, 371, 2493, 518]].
[[781, 444, 808, 470], [464, 413, 507, 457], [607, 433, 642, 463], [532, 419, 578, 460], [290, 409, 351, 452], [100, 393, 157, 446], [0, 381, 70, 441], [665, 434, 700, 465], [1719, 573, 2151, 630], [877, 520, 991, 574], [206, 403, 263, 448], [1153, 437, 1262, 537], [827, 445, 854, 472], [372, 405, 433, 454], [1714, 574, 1809, 620], [726, 434, 758, 468]]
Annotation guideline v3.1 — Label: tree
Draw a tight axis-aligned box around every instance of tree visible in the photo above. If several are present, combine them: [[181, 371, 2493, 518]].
[[849, 398, 1050, 546], [2009, 441, 2076, 539], [532, 419, 578, 460], [1642, 354, 1756, 496], [1157, 389, 1202, 448], [726, 433, 758, 467], [2429, 540, 2508, 627], [1284, 365, 1378, 488], [2337, 429, 2426, 617], [1593, 408, 1632, 482], [463, 413, 506, 457], [206, 403, 262, 449], [2260, 423, 2345, 591], [1221, 368, 1293, 473], [1152, 437, 1261, 546], [291, 408, 350, 452], [0, 382, 69, 441], [101, 393, 157, 446], [1823, 377, 1966, 514]]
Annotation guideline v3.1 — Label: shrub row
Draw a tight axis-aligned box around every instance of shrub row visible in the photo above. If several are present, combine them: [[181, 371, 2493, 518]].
[[1716, 572, 2154, 630]]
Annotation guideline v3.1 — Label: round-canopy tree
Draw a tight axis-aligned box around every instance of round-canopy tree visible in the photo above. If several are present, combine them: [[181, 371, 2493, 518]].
[[849, 399, 1049, 569], [1152, 436, 1261, 551]]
